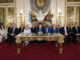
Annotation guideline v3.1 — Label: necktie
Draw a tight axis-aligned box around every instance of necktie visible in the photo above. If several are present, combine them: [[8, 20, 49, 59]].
[[21, 27, 23, 32], [64, 27, 67, 35], [12, 28, 15, 34], [75, 27, 78, 33]]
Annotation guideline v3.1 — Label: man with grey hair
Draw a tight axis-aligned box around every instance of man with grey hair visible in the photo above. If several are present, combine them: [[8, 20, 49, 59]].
[[72, 22, 80, 45]]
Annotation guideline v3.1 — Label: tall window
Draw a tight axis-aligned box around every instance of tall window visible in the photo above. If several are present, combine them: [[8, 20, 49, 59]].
[[66, 0, 80, 27]]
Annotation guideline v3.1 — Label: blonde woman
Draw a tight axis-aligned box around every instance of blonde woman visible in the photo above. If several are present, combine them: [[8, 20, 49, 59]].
[[0, 25, 7, 43], [24, 25, 31, 46]]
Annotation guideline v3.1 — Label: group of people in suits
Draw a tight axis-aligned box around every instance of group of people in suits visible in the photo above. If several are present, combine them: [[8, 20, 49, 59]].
[[31, 23, 80, 45], [0, 22, 80, 46], [31, 24, 59, 33]]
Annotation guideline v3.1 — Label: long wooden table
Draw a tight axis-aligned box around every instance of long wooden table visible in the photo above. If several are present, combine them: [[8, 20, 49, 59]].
[[16, 33, 64, 54]]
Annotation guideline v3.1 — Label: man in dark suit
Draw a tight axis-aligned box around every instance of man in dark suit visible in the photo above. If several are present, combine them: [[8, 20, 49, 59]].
[[60, 23, 71, 45], [31, 25, 37, 33], [7, 23, 13, 43], [8, 23, 13, 34], [44, 25, 51, 33], [18, 24, 25, 33], [36, 24, 45, 44], [50, 24, 59, 45], [72, 22, 80, 45], [51, 24, 59, 33], [57, 25, 61, 33], [8, 24, 18, 45], [36, 24, 44, 33]]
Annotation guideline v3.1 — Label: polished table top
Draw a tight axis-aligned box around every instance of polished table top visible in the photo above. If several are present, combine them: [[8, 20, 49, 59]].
[[16, 33, 64, 37], [16, 33, 64, 43]]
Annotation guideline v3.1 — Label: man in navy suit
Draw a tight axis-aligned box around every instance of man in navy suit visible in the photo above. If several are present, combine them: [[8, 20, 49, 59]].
[[18, 24, 25, 33], [36, 24, 45, 44], [44, 25, 51, 33], [60, 23, 71, 45], [8, 23, 13, 34], [8, 24, 18, 45], [57, 25, 61, 33], [51, 24, 59, 33], [31, 25, 37, 33], [72, 22, 80, 45], [50, 24, 59, 45], [36, 24, 44, 33]]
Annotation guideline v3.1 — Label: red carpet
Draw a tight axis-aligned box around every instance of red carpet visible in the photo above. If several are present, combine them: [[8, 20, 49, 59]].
[[0, 42, 80, 60]]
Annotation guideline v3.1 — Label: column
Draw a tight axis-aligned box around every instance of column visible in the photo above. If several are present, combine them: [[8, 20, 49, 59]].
[[14, 0, 17, 26], [5, 7, 8, 28], [74, 7, 77, 23]]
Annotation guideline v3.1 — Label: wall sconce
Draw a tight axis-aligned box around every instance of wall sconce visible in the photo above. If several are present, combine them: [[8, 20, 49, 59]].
[[19, 12, 23, 24], [57, 9, 61, 25], [20, 13, 22, 16], [58, 9, 61, 15]]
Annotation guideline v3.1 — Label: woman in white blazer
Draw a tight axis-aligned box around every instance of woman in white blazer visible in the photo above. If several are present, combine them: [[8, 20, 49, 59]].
[[0, 25, 7, 43], [23, 24, 31, 46]]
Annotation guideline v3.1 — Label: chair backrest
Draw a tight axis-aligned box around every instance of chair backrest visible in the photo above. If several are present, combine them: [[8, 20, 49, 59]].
[[32, 21, 52, 28]]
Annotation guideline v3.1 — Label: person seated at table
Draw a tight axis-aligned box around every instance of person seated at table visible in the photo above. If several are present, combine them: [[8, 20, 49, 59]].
[[60, 23, 71, 45], [72, 22, 80, 45], [56, 25, 61, 33], [0, 24, 7, 43], [50, 24, 59, 45], [8, 23, 18, 45], [51, 24, 59, 33], [44, 25, 51, 33], [36, 24, 45, 45], [36, 24, 44, 34], [24, 24, 31, 46], [18, 23, 25, 34], [31, 24, 37, 33]]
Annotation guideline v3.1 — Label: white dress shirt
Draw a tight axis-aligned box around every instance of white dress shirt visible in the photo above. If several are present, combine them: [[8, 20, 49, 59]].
[[64, 27, 67, 35]]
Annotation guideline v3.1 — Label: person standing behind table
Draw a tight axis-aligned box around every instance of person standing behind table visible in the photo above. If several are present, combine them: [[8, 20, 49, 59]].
[[72, 22, 80, 45], [44, 25, 51, 33], [8, 24, 18, 45], [8, 23, 13, 34], [60, 23, 71, 45], [7, 23, 13, 42], [23, 25, 31, 46], [18, 24, 25, 34], [0, 25, 7, 43]]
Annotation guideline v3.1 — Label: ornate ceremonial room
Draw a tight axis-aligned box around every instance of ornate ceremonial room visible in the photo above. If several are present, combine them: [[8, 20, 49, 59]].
[[0, 0, 80, 60]]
